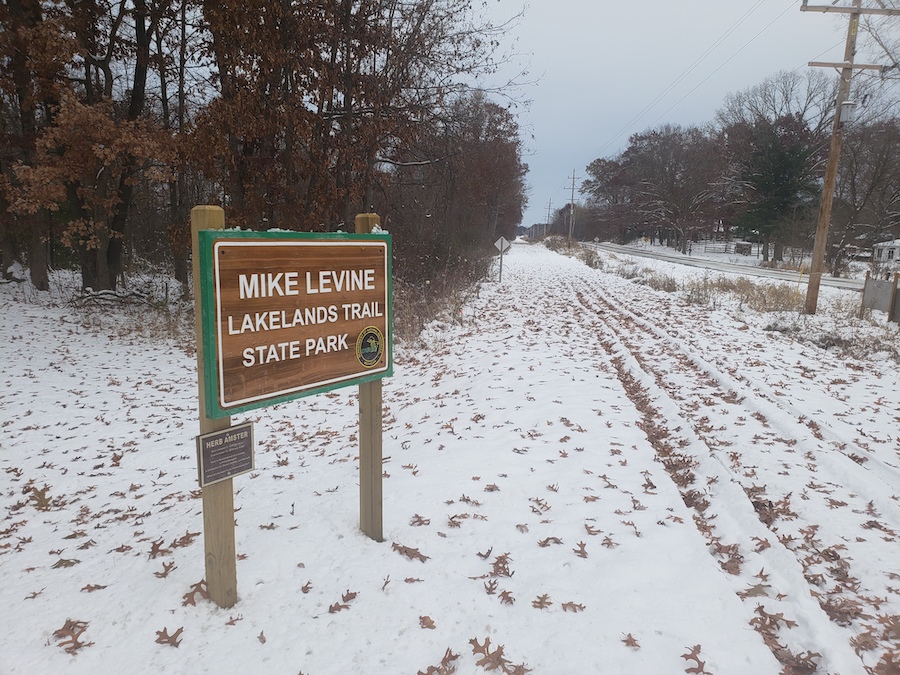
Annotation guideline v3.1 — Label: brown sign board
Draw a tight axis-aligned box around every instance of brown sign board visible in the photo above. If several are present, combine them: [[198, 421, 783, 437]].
[[196, 422, 255, 487], [198, 231, 393, 418]]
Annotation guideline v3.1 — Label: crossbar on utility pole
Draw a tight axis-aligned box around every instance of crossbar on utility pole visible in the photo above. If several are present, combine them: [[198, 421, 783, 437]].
[[801, 3, 900, 16]]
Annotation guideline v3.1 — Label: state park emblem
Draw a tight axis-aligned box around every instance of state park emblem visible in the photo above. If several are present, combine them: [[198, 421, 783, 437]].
[[356, 326, 385, 368]]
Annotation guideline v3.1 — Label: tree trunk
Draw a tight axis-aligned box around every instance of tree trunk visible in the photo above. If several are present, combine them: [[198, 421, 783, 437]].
[[773, 242, 784, 262], [8, 0, 49, 287], [27, 214, 49, 290], [106, 0, 151, 291], [107, 177, 132, 290], [0, 211, 20, 280], [172, 0, 189, 289]]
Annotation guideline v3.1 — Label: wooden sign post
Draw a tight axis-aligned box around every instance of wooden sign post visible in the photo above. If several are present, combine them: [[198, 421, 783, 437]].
[[191, 206, 237, 609], [355, 214, 384, 542], [191, 209, 392, 608]]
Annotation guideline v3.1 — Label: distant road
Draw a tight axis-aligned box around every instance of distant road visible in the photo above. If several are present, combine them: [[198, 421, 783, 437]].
[[582, 241, 865, 291]]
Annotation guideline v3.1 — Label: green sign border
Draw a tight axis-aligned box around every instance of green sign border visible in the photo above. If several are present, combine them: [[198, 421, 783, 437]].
[[198, 229, 393, 419]]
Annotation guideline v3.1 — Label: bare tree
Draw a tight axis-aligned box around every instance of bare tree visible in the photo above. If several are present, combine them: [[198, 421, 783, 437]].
[[831, 118, 900, 273], [196, 0, 519, 230], [620, 124, 724, 253], [716, 70, 836, 139]]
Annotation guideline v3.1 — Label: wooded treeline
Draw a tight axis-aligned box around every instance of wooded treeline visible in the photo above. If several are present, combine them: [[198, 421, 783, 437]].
[[575, 70, 900, 275], [0, 0, 527, 291]]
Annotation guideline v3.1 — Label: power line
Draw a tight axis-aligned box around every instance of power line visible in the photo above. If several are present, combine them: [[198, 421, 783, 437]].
[[643, 1, 806, 131], [538, 2, 780, 220], [795, 40, 847, 71], [538, 2, 843, 223], [585, 0, 770, 161]]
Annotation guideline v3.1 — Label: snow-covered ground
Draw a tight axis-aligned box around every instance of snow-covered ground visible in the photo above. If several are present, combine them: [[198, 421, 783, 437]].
[[1, 242, 899, 674]]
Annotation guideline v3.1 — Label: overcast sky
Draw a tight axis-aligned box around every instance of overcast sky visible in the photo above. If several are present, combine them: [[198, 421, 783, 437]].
[[481, 0, 850, 228]]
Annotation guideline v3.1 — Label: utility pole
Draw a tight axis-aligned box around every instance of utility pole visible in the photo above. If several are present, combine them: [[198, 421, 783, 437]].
[[545, 199, 552, 238], [802, 0, 899, 314], [568, 170, 578, 244]]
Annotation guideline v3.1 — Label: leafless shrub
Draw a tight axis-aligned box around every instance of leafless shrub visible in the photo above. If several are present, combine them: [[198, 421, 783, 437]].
[[615, 262, 642, 280], [393, 271, 483, 343], [542, 236, 572, 252], [734, 280, 803, 313], [638, 271, 678, 293], [683, 277, 718, 307], [578, 248, 605, 270]]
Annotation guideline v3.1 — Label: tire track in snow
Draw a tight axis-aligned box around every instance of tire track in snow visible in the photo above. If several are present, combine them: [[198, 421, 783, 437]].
[[578, 275, 900, 523], [562, 267, 900, 674]]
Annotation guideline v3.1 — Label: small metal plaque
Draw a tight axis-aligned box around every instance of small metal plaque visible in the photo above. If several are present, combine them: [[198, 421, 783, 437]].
[[196, 422, 255, 487]]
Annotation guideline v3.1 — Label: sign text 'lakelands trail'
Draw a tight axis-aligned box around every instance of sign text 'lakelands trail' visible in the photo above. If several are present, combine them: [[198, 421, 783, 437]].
[[199, 231, 392, 418]]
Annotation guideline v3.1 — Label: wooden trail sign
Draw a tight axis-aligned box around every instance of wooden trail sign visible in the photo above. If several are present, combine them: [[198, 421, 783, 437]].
[[192, 207, 393, 609], [198, 230, 393, 419]]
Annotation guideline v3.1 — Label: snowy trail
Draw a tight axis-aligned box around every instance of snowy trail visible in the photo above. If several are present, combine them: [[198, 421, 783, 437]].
[[562, 253, 900, 673], [1, 242, 898, 674]]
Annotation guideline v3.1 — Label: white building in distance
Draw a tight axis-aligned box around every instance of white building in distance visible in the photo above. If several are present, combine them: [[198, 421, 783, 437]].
[[874, 239, 900, 266]]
